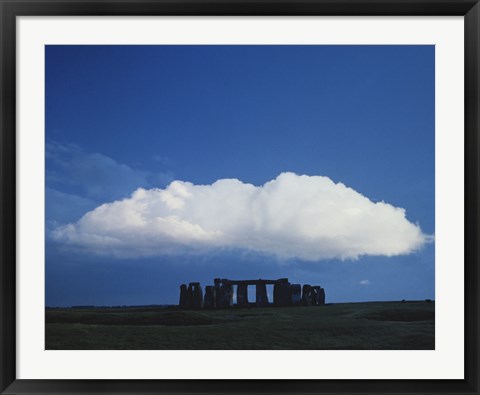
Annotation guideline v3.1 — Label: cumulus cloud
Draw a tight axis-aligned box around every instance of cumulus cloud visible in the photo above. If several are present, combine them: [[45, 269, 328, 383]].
[[51, 172, 431, 261], [359, 280, 372, 285]]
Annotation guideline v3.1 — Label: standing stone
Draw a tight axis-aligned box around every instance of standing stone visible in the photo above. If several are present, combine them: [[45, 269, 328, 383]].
[[204, 286, 216, 309], [273, 282, 281, 306], [312, 286, 321, 305], [302, 284, 312, 306], [283, 282, 292, 306], [214, 278, 222, 308], [194, 284, 203, 309], [216, 280, 233, 309], [256, 282, 269, 307], [222, 282, 234, 308], [237, 283, 248, 307], [179, 284, 189, 308], [310, 287, 318, 306], [318, 287, 326, 305], [312, 286, 326, 306], [188, 283, 195, 308], [274, 279, 291, 306], [189, 282, 203, 309], [290, 284, 302, 306]]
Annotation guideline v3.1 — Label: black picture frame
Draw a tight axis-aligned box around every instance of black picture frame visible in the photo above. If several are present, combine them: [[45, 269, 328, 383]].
[[1, 1, 479, 394]]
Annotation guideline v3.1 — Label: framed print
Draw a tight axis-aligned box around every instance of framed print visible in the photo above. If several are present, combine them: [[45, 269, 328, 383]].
[[1, 1, 479, 394]]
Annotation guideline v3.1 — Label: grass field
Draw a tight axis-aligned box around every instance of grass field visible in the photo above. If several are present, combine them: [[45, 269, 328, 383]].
[[45, 301, 434, 350]]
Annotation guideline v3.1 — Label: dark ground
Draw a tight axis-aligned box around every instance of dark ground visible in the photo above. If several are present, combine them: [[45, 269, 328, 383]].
[[45, 301, 434, 350]]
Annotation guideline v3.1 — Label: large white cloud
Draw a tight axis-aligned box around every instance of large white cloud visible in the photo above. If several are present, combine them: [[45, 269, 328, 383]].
[[51, 172, 431, 261]]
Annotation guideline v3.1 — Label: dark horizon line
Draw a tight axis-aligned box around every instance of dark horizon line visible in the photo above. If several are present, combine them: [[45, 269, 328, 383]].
[[45, 299, 435, 309]]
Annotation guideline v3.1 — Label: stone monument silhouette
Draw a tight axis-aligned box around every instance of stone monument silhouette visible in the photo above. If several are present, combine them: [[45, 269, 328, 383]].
[[179, 278, 325, 309]]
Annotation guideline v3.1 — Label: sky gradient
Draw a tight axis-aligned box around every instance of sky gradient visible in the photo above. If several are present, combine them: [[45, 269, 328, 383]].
[[45, 45, 435, 307]]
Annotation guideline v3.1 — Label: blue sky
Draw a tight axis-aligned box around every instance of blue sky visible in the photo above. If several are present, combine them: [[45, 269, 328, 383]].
[[46, 45, 434, 307]]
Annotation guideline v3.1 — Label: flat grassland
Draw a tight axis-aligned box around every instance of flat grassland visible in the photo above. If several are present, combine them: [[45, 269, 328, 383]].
[[45, 301, 434, 350]]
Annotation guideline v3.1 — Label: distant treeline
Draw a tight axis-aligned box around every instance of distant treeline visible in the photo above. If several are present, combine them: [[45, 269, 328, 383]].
[[46, 304, 173, 310], [45, 300, 434, 310]]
